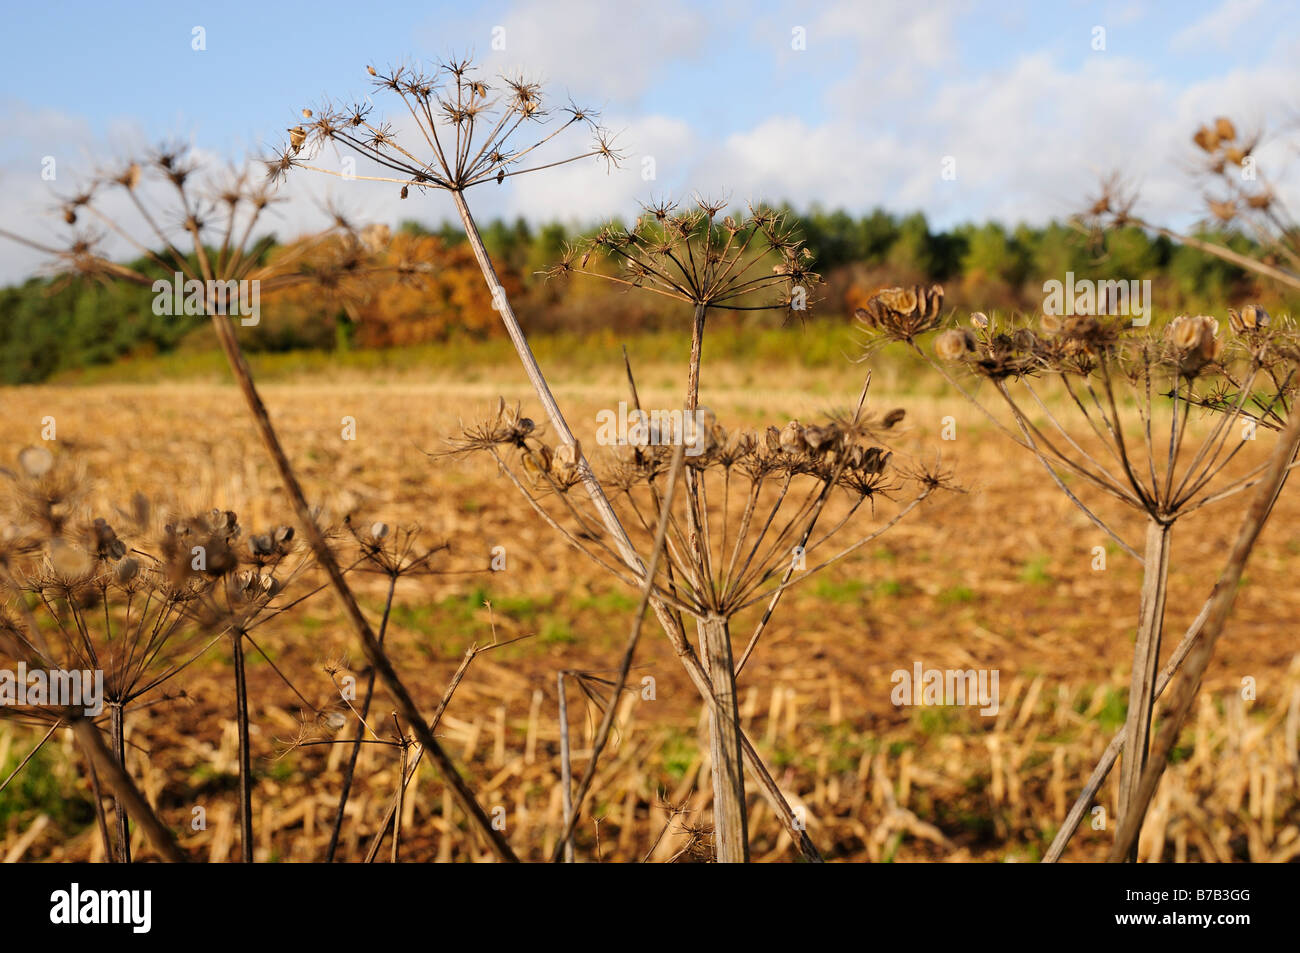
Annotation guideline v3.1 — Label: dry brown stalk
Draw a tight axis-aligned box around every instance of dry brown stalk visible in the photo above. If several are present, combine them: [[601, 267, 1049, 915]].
[[1107, 403, 1300, 860]]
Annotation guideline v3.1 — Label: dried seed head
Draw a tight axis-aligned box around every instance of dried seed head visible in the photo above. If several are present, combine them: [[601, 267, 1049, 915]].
[[778, 420, 807, 455], [114, 556, 141, 585], [934, 328, 975, 362], [370, 521, 390, 540], [522, 444, 553, 483], [1166, 314, 1222, 374], [856, 284, 944, 342], [49, 537, 92, 580], [801, 423, 832, 452], [1012, 328, 1037, 351], [970, 312, 989, 330], [1228, 304, 1269, 334], [1215, 117, 1237, 141], [18, 446, 54, 478]]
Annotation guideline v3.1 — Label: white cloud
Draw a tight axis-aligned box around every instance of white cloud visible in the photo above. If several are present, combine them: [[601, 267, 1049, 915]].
[[438, 0, 709, 104], [1171, 0, 1266, 51]]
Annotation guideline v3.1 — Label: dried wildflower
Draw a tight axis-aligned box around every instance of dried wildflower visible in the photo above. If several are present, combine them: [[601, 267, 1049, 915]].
[[278, 57, 616, 194], [934, 328, 975, 362], [561, 197, 820, 315], [1166, 314, 1223, 376], [1228, 304, 1270, 334], [855, 284, 944, 342]]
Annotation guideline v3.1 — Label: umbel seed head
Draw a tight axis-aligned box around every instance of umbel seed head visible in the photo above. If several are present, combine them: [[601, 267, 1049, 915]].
[[1228, 304, 1269, 334], [856, 284, 944, 342]]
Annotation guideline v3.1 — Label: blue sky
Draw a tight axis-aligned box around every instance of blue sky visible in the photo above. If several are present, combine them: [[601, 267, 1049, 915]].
[[2, 0, 1297, 281]]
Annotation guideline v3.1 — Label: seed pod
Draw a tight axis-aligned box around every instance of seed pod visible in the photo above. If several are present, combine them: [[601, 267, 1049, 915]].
[[802, 424, 830, 451], [778, 420, 806, 455], [115, 557, 141, 584], [323, 711, 347, 732], [370, 521, 390, 540], [1215, 117, 1237, 141], [18, 446, 54, 478], [882, 408, 906, 428], [49, 538, 91, 579], [249, 533, 274, 556], [1228, 304, 1269, 334], [970, 312, 989, 330], [274, 525, 294, 544], [1012, 328, 1037, 350], [522, 444, 553, 482], [1167, 314, 1221, 372], [554, 441, 581, 479], [934, 328, 974, 362]]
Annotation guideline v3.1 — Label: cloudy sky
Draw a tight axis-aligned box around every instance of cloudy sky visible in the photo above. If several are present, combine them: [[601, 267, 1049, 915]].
[[1, 0, 1296, 283]]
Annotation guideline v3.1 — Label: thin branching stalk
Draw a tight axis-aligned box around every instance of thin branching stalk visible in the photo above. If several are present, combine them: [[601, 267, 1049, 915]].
[[551, 441, 685, 861], [557, 671, 575, 863], [108, 701, 130, 863], [230, 631, 254, 862], [71, 718, 185, 863], [325, 573, 397, 862]]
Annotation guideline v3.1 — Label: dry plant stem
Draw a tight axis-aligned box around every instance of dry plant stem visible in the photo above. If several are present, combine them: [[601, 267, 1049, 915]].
[[685, 300, 748, 860], [82, 743, 115, 862], [0, 721, 60, 796], [557, 672, 575, 863], [326, 574, 398, 862], [1126, 214, 1300, 293], [393, 724, 407, 863], [109, 702, 130, 863], [1044, 594, 1212, 862], [205, 312, 518, 863], [1107, 407, 1300, 861], [451, 188, 819, 861], [230, 633, 254, 862], [71, 718, 185, 862], [1046, 453, 1298, 862], [363, 638, 487, 862], [551, 442, 685, 861], [701, 612, 749, 861], [1117, 518, 1171, 860]]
